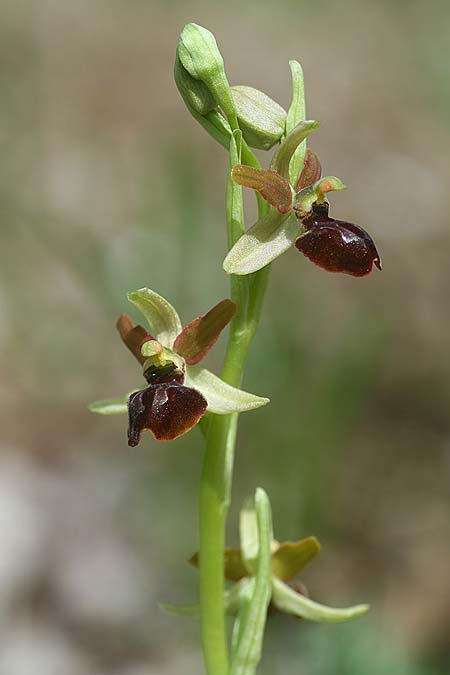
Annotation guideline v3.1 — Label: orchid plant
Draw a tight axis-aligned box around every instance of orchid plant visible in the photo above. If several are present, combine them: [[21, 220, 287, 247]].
[[90, 22, 380, 675]]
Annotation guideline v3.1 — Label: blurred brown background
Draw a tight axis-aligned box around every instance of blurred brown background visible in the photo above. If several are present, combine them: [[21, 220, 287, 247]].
[[1, 0, 449, 673]]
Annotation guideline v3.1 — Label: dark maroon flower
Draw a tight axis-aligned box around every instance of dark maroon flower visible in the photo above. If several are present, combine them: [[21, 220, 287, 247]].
[[127, 363, 207, 446], [295, 202, 382, 277]]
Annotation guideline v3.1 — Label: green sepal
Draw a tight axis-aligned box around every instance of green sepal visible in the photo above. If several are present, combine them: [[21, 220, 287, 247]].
[[223, 210, 300, 275], [174, 52, 216, 116], [127, 288, 182, 348], [270, 120, 319, 181], [271, 536, 321, 580], [285, 60, 307, 184], [88, 391, 136, 415], [294, 176, 347, 219], [231, 85, 286, 150], [271, 577, 369, 623], [185, 366, 269, 414]]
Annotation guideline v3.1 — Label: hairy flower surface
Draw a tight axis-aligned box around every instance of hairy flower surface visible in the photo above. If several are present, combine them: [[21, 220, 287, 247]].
[[89, 288, 269, 445]]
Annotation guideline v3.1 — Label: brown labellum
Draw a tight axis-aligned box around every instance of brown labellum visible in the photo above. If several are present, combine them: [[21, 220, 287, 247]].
[[296, 203, 381, 277]]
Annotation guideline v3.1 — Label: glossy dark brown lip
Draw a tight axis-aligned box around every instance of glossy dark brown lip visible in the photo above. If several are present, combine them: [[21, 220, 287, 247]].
[[127, 379, 207, 446], [296, 205, 381, 277]]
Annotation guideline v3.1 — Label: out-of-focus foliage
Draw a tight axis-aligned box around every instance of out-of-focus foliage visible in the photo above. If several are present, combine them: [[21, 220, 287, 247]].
[[0, 0, 449, 673]]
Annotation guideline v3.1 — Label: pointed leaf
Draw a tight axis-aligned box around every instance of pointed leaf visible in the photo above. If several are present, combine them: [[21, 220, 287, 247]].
[[173, 299, 236, 365], [223, 210, 300, 275], [296, 149, 322, 191], [88, 392, 136, 415], [286, 60, 307, 185], [231, 489, 272, 675], [185, 366, 269, 414], [231, 166, 293, 214], [271, 537, 321, 580], [127, 288, 182, 348], [272, 577, 369, 623], [190, 547, 248, 582], [270, 120, 319, 181]]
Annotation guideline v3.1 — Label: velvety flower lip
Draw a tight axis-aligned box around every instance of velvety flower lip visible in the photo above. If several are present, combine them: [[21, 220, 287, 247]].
[[128, 378, 207, 446], [295, 202, 382, 277]]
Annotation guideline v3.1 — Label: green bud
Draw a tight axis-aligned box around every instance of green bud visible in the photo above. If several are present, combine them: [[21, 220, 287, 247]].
[[177, 23, 238, 128], [231, 85, 287, 150], [174, 52, 216, 116]]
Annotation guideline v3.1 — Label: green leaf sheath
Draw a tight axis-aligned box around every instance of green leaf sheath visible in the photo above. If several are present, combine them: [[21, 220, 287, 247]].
[[231, 489, 273, 675]]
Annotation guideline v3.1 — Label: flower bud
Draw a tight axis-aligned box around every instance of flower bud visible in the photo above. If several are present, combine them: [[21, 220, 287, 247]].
[[231, 85, 287, 150], [177, 23, 237, 125], [174, 53, 216, 116]]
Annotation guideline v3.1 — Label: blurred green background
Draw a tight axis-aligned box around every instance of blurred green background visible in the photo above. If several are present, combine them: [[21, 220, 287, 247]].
[[1, 1, 449, 673]]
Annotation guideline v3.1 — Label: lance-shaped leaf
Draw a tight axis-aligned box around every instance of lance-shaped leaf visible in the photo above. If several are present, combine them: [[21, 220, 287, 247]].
[[271, 536, 321, 580], [270, 120, 319, 181], [223, 210, 301, 275], [190, 547, 248, 582], [296, 148, 322, 191], [127, 288, 182, 347], [286, 60, 307, 185], [173, 299, 236, 365], [89, 392, 136, 415], [185, 366, 269, 414], [231, 166, 294, 214], [272, 577, 369, 623], [116, 314, 152, 365], [231, 489, 272, 675]]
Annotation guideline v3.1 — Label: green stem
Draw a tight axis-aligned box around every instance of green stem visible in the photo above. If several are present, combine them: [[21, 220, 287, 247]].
[[199, 218, 269, 675]]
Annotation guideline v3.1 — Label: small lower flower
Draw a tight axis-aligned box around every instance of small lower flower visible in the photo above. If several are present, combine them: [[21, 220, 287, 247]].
[[89, 288, 269, 445], [166, 490, 369, 624]]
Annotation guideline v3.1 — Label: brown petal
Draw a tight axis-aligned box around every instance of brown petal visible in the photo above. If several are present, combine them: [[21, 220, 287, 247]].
[[231, 165, 293, 214], [116, 313, 153, 365], [173, 299, 236, 365], [127, 381, 207, 445], [271, 537, 321, 580], [296, 149, 322, 191]]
